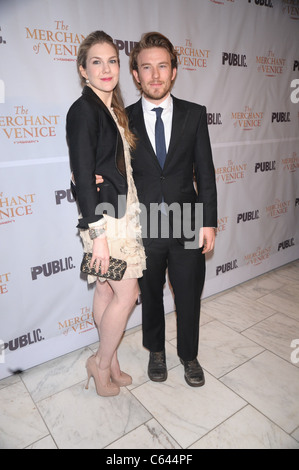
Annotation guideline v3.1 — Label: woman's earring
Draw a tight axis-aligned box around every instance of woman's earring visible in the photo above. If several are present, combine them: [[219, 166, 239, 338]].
[[86, 78, 90, 84]]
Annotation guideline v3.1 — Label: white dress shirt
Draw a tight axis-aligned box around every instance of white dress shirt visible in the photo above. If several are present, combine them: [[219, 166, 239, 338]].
[[141, 94, 173, 155]]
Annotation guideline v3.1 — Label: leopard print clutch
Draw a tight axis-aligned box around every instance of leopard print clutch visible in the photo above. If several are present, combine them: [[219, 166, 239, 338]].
[[80, 252, 127, 281]]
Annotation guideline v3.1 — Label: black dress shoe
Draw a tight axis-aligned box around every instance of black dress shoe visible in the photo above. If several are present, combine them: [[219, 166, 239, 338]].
[[148, 350, 167, 382], [180, 358, 205, 387]]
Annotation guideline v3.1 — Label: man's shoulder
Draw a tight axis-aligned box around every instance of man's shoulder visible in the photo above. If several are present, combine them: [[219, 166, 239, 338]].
[[126, 100, 141, 115], [172, 95, 206, 112]]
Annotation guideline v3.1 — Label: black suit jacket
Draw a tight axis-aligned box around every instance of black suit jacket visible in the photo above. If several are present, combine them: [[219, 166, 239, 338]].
[[66, 86, 127, 229], [126, 96, 217, 243]]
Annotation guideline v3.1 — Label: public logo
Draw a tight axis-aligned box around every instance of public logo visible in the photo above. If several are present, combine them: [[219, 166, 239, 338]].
[[248, 0, 273, 8], [244, 245, 272, 266], [278, 238, 295, 251], [254, 161, 276, 172], [174, 39, 210, 71], [232, 106, 264, 130], [0, 26, 7, 45], [222, 52, 247, 67], [0, 105, 60, 144], [216, 259, 238, 276], [265, 198, 291, 218], [25, 20, 85, 62], [207, 113, 222, 125], [3, 329, 45, 352], [215, 159, 247, 184], [0, 192, 36, 226], [58, 307, 96, 336], [237, 210, 259, 224], [55, 189, 75, 205], [256, 50, 286, 77], [114, 39, 138, 56], [31, 257, 75, 280], [272, 111, 291, 123]]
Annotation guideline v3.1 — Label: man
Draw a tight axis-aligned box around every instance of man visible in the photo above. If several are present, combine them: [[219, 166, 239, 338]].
[[127, 32, 217, 387], [98, 32, 217, 387]]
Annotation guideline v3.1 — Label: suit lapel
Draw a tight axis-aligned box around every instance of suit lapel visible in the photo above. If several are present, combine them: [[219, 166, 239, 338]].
[[130, 96, 189, 171], [130, 100, 161, 170], [164, 96, 189, 168]]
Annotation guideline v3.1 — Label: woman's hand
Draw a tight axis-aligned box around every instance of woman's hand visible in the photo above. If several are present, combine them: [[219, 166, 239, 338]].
[[95, 174, 104, 192], [90, 236, 110, 275]]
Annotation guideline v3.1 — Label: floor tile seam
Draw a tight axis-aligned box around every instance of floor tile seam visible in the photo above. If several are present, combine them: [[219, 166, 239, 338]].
[[186, 402, 299, 449], [208, 346, 267, 381], [185, 402, 249, 449], [101, 417, 154, 449], [102, 417, 183, 450], [241, 316, 299, 357], [292, 425, 299, 441], [218, 347, 299, 380], [217, 349, 267, 386], [199, 316, 274, 339], [255, 292, 299, 309], [167, 333, 267, 381], [217, 349, 299, 425], [29, 384, 156, 450], [239, 310, 298, 335], [18, 344, 104, 404], [244, 343, 299, 371], [23, 434, 59, 450], [29, 377, 89, 405], [17, 374, 57, 449], [129, 384, 206, 450], [247, 404, 299, 442]]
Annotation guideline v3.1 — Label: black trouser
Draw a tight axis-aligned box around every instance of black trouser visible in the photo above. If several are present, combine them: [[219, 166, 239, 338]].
[[138, 235, 206, 362]]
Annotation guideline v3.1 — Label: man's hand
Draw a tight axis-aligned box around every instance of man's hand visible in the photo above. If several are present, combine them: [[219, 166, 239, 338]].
[[95, 174, 104, 191], [199, 227, 216, 254]]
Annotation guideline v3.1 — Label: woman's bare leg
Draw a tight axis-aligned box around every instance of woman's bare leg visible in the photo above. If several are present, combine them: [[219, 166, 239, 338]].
[[92, 278, 138, 384]]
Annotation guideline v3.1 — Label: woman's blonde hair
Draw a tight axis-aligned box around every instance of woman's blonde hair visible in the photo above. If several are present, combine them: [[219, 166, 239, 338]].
[[77, 30, 136, 149]]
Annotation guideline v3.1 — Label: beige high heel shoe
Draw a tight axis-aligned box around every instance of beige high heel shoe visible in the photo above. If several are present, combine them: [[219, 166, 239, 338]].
[[111, 371, 132, 387], [85, 356, 120, 397]]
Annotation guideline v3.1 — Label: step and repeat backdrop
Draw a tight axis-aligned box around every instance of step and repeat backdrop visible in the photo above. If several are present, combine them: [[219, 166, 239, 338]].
[[0, 0, 298, 378]]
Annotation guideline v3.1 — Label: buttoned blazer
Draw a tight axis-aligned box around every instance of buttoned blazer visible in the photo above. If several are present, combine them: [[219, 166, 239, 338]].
[[67, 86, 127, 229], [126, 96, 217, 241]]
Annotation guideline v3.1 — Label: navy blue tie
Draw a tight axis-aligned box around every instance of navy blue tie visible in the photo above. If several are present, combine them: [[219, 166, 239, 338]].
[[153, 107, 166, 168]]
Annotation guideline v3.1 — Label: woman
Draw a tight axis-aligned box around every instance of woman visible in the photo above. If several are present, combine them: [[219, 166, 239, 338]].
[[66, 31, 146, 397]]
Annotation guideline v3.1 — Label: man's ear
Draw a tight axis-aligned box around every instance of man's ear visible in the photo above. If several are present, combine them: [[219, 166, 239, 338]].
[[171, 67, 177, 82], [132, 69, 140, 84]]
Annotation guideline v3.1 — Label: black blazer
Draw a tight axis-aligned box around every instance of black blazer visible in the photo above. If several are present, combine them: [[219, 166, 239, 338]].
[[126, 96, 217, 242], [66, 86, 127, 229]]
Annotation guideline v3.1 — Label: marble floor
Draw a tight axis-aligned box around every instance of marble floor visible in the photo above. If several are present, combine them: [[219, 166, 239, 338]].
[[1, 260, 299, 450]]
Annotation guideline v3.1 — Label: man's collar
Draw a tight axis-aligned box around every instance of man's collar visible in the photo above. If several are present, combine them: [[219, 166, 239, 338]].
[[142, 94, 172, 112]]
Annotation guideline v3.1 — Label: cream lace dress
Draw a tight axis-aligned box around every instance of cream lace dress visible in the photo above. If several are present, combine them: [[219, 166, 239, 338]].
[[79, 108, 146, 284]]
